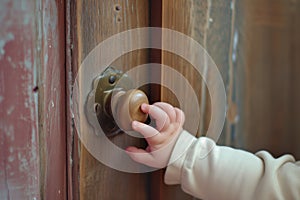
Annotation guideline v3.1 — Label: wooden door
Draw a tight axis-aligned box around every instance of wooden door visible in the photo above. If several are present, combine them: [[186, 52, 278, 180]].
[[67, 1, 150, 199], [0, 1, 66, 199], [67, 0, 300, 200], [2, 0, 299, 199]]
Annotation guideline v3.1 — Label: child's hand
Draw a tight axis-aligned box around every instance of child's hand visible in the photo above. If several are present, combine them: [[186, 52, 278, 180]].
[[126, 102, 185, 168]]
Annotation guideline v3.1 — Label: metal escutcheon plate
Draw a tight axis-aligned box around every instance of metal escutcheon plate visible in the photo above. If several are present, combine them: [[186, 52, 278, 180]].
[[86, 66, 133, 137]]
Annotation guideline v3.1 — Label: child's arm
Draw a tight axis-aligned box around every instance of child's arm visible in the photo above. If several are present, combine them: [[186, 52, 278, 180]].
[[126, 103, 300, 200], [166, 131, 300, 199]]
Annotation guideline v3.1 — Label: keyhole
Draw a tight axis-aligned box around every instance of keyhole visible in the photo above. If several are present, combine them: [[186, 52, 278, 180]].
[[108, 75, 116, 84]]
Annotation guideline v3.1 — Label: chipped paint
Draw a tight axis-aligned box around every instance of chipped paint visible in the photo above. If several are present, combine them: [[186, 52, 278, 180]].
[[0, 0, 40, 199], [8, 155, 14, 163], [24, 59, 32, 69], [0, 33, 15, 59], [51, 100, 54, 108], [18, 152, 29, 172], [1, 0, 66, 199], [36, 0, 67, 199], [6, 56, 17, 68], [3, 124, 15, 141], [6, 106, 15, 115]]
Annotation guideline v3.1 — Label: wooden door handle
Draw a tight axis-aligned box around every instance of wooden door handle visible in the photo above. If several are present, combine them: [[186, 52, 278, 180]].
[[111, 89, 149, 131]]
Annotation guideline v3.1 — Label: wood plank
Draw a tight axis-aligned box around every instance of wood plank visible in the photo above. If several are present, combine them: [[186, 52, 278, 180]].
[[161, 0, 233, 141], [157, 0, 233, 199], [290, 0, 300, 159], [158, 2, 197, 199], [66, 1, 300, 199], [0, 1, 40, 199], [69, 0, 150, 199], [0, 0, 66, 199], [37, 0, 67, 199], [66, 0, 80, 199], [239, 0, 300, 159]]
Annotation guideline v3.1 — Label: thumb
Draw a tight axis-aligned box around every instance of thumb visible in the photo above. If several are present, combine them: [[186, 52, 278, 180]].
[[126, 146, 156, 167]]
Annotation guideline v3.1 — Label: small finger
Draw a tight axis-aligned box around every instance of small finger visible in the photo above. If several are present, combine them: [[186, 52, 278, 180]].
[[153, 102, 176, 122], [126, 146, 156, 166], [132, 120, 159, 138], [146, 146, 151, 152], [141, 104, 170, 131]]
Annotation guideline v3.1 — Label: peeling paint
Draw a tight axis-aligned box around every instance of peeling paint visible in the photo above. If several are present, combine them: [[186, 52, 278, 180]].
[[0, 33, 15, 59], [18, 152, 29, 172], [1, 0, 65, 198], [8, 156, 14, 162], [30, 128, 37, 162], [3, 124, 15, 141], [6, 106, 15, 115], [24, 60, 32, 70], [6, 1, 34, 26], [7, 56, 17, 68], [44, 54, 48, 65]]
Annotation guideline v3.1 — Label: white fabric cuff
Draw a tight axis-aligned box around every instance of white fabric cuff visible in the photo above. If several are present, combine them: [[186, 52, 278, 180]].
[[164, 130, 196, 185]]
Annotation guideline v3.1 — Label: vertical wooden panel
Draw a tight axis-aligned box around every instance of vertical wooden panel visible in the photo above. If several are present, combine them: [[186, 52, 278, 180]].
[[66, 0, 300, 199], [238, 0, 300, 159], [158, 1, 196, 199], [0, 1, 40, 199], [38, 0, 67, 199], [161, 0, 234, 141], [290, 0, 300, 158], [66, 0, 79, 199], [69, 0, 150, 199], [0, 0, 66, 199], [157, 0, 233, 199]]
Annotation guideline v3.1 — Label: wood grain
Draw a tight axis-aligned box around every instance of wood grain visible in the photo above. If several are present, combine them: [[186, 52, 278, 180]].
[[157, 0, 233, 199], [238, 0, 300, 159], [0, 0, 66, 199], [67, 0, 300, 199], [69, 0, 150, 199], [0, 1, 40, 199], [38, 0, 67, 199]]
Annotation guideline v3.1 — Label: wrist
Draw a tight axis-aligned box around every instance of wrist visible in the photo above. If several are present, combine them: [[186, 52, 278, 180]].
[[165, 130, 197, 184]]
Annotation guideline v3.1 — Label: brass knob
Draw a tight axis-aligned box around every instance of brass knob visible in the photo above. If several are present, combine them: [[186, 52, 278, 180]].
[[111, 89, 149, 131]]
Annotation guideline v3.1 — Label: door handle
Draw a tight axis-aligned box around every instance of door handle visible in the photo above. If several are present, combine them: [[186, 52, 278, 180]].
[[86, 66, 149, 137]]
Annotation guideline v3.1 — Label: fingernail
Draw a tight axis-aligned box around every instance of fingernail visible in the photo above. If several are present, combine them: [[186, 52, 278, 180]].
[[141, 103, 148, 110]]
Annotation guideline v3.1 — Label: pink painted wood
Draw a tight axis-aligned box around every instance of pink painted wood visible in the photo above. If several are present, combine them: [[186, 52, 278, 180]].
[[0, 1, 66, 199]]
